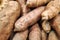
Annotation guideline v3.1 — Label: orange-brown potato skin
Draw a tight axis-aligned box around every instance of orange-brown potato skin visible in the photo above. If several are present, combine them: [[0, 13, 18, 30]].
[[14, 6, 45, 31], [0, 1, 21, 40]]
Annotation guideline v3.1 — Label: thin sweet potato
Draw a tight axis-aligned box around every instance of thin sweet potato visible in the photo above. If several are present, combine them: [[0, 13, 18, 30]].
[[0, 1, 20, 40], [14, 6, 45, 31], [29, 23, 41, 40]]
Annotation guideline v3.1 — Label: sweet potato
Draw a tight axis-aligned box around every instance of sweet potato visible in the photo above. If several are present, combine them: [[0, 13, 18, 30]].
[[13, 1, 29, 40], [42, 20, 51, 33], [26, 0, 51, 7], [12, 30, 28, 40], [42, 0, 60, 20], [16, 0, 30, 15], [14, 6, 45, 31], [0, 1, 20, 40], [29, 23, 41, 40], [48, 31, 59, 40], [50, 14, 60, 37], [42, 30, 47, 40]]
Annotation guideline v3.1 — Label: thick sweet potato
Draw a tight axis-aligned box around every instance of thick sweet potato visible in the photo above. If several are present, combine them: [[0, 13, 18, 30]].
[[42, 0, 60, 20], [14, 6, 45, 31], [0, 1, 20, 40]]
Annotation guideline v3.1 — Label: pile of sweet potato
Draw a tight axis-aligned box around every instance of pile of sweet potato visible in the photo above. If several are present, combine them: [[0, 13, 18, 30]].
[[0, 0, 60, 40]]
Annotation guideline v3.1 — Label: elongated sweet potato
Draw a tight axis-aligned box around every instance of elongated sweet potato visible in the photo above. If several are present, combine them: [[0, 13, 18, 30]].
[[16, 0, 30, 15], [12, 30, 28, 40], [14, 6, 45, 31], [29, 23, 41, 40], [42, 20, 51, 33], [26, 0, 51, 7], [48, 31, 59, 40], [42, 0, 60, 20], [0, 1, 20, 40], [50, 14, 60, 37]]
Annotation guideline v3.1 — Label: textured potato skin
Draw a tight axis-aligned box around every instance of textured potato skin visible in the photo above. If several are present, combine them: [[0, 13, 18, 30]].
[[0, 0, 8, 11], [50, 14, 60, 37], [48, 31, 59, 40], [29, 23, 41, 40], [14, 6, 45, 31], [16, 0, 30, 16], [42, 0, 60, 20], [12, 30, 28, 40], [16, 0, 26, 5], [0, 0, 14, 11], [0, 1, 20, 40], [42, 20, 51, 33], [26, 0, 50, 7], [42, 30, 47, 40]]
